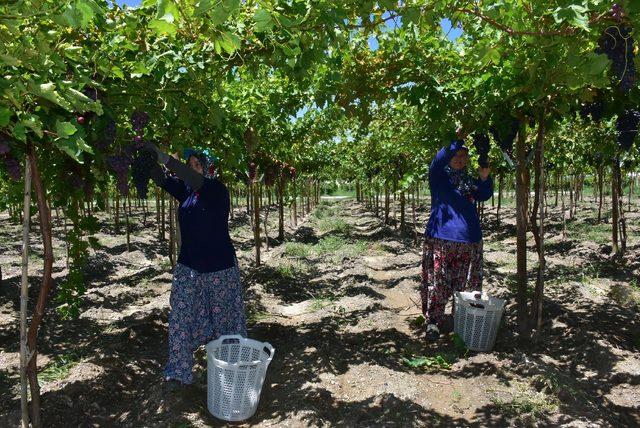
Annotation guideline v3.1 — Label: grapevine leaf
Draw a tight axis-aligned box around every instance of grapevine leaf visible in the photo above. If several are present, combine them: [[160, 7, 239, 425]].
[[581, 52, 610, 76], [219, 32, 241, 54], [21, 114, 43, 138], [111, 66, 125, 79], [149, 18, 177, 37], [379, 0, 396, 10], [75, 1, 96, 28], [65, 88, 103, 115], [131, 62, 152, 78], [222, 0, 240, 10], [254, 9, 274, 33], [194, 0, 214, 17], [28, 82, 73, 111], [61, 0, 96, 29], [0, 54, 22, 67], [210, 5, 231, 26], [155, 0, 179, 21], [0, 106, 12, 127], [552, 5, 589, 31], [55, 121, 78, 139], [13, 124, 27, 142], [402, 7, 420, 26], [55, 135, 92, 162]]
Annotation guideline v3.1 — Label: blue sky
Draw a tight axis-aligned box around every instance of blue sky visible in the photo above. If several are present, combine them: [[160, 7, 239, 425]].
[[113, 0, 140, 5]]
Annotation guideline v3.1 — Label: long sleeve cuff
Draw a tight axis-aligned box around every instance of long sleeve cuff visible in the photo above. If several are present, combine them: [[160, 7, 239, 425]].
[[166, 157, 204, 191]]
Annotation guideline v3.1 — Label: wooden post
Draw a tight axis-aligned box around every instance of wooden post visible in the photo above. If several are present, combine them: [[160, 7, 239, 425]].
[[497, 175, 503, 226], [253, 181, 261, 265], [400, 190, 406, 236], [384, 182, 390, 224], [24, 145, 54, 428], [515, 125, 530, 338], [20, 153, 32, 428], [126, 194, 131, 252], [292, 179, 298, 227], [160, 189, 166, 241], [278, 176, 285, 240], [115, 191, 120, 231], [612, 160, 620, 256]]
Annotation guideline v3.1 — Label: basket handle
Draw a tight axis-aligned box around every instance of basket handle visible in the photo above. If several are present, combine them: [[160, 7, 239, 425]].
[[469, 302, 485, 309], [219, 334, 245, 344], [262, 343, 275, 359]]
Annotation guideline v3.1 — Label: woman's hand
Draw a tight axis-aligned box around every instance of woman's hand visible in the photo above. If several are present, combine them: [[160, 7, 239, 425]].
[[479, 167, 490, 181], [144, 142, 170, 165]]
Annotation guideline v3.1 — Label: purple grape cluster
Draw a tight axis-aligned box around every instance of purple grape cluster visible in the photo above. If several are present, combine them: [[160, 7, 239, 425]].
[[264, 166, 276, 187], [131, 111, 149, 133], [105, 119, 116, 142], [472, 133, 491, 168], [96, 118, 117, 151], [616, 109, 640, 151], [0, 138, 9, 155], [107, 155, 130, 195], [597, 25, 637, 93], [66, 171, 83, 189], [4, 156, 21, 181], [490, 117, 519, 159], [130, 150, 156, 199], [0, 135, 20, 181], [82, 87, 98, 102], [579, 101, 605, 122], [611, 4, 623, 22]]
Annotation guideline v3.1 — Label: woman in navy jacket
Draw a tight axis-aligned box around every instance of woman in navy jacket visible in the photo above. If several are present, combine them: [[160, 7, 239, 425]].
[[421, 136, 493, 341], [145, 143, 247, 387]]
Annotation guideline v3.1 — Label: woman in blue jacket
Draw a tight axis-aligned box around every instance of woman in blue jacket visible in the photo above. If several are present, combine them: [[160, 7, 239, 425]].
[[421, 137, 493, 341], [145, 143, 247, 387]]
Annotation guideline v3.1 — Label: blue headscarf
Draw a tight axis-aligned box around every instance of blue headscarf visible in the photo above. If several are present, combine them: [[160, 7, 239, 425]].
[[183, 148, 220, 178], [444, 146, 477, 199]]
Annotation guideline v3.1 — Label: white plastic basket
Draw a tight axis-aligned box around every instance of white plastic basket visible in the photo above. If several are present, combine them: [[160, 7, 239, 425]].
[[454, 291, 505, 352], [206, 335, 275, 421]]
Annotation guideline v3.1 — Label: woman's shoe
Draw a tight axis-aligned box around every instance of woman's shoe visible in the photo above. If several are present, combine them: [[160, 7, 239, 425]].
[[162, 379, 184, 397], [425, 323, 440, 341]]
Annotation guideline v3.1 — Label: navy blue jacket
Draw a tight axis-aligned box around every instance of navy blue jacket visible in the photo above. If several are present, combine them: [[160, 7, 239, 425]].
[[425, 140, 493, 243], [162, 176, 236, 273]]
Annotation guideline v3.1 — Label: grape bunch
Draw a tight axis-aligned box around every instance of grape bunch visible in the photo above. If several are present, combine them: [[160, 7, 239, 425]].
[[95, 119, 117, 151], [490, 117, 519, 159], [105, 119, 116, 142], [579, 101, 605, 122], [0, 135, 20, 181], [616, 109, 640, 151], [82, 87, 98, 102], [0, 136, 9, 155], [4, 156, 21, 181], [65, 170, 83, 189], [131, 150, 156, 199], [472, 133, 491, 168], [131, 111, 150, 133], [107, 155, 130, 195], [597, 25, 637, 93], [264, 166, 277, 187], [611, 4, 624, 22]]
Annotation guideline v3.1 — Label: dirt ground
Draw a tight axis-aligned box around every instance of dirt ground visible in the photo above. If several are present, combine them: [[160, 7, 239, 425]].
[[0, 193, 639, 427]]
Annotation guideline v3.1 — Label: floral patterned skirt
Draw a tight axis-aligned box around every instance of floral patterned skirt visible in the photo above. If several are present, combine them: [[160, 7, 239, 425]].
[[164, 263, 247, 384], [420, 236, 483, 326]]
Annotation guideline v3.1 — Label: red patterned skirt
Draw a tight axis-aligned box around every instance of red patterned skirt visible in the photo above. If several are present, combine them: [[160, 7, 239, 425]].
[[420, 236, 483, 326]]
